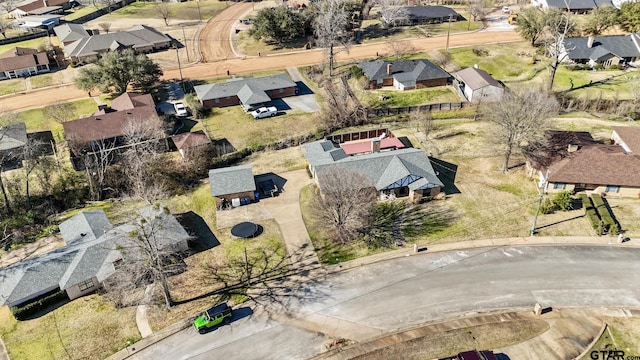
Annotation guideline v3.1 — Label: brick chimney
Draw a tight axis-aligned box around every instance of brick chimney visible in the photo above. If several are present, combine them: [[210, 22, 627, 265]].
[[43, 0, 48, 7], [587, 36, 594, 48], [371, 138, 381, 153], [386, 64, 392, 75]]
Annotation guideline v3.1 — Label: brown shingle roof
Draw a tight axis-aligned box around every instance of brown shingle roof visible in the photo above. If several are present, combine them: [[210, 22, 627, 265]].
[[548, 145, 640, 187], [453, 67, 503, 90], [172, 130, 210, 150], [0, 47, 49, 72], [110, 92, 155, 111], [526, 130, 598, 170], [17, 0, 67, 13], [63, 93, 157, 143], [612, 126, 640, 153]]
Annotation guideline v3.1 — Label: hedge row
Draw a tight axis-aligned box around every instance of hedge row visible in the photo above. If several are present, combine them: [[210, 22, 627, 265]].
[[581, 194, 603, 234], [591, 194, 618, 234], [11, 289, 68, 320]]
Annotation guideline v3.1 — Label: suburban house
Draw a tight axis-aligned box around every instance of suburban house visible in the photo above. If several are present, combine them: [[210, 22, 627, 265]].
[[0, 47, 51, 80], [171, 130, 211, 159], [384, 6, 463, 25], [0, 206, 191, 308], [357, 59, 451, 90], [194, 73, 297, 110], [452, 66, 505, 103], [53, 24, 172, 63], [527, 128, 640, 197], [531, 0, 613, 12], [303, 130, 444, 202], [62, 92, 161, 167], [561, 34, 640, 67], [208, 165, 257, 205], [9, 0, 71, 18]]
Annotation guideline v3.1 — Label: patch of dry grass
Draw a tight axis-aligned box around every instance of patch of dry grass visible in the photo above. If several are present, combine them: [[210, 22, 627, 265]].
[[353, 319, 549, 360], [580, 318, 640, 359], [0, 295, 139, 360]]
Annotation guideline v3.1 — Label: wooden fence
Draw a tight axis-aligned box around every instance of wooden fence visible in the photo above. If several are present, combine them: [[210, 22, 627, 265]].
[[366, 102, 468, 119], [0, 30, 48, 46]]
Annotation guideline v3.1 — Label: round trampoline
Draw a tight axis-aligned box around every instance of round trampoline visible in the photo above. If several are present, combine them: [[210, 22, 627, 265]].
[[231, 222, 259, 238]]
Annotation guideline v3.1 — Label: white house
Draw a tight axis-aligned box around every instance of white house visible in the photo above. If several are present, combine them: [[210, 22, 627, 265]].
[[452, 66, 505, 103]]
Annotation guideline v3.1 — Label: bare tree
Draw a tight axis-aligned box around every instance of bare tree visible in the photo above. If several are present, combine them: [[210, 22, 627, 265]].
[[468, 0, 487, 22], [411, 108, 433, 138], [313, 0, 352, 77], [43, 103, 75, 124], [0, 17, 11, 39], [0, 113, 21, 215], [321, 77, 367, 131], [155, 3, 171, 26], [311, 166, 377, 244], [378, 0, 408, 27], [19, 137, 45, 210], [97, 22, 111, 34], [544, 12, 576, 92], [121, 116, 168, 204], [103, 204, 189, 309], [386, 40, 415, 60], [480, 87, 559, 173], [0, 0, 17, 13], [67, 134, 118, 201]]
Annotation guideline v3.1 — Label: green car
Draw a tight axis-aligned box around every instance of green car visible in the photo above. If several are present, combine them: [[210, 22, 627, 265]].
[[193, 303, 233, 334]]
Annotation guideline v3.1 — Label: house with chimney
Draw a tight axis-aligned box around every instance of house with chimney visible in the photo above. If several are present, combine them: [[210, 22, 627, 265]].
[[383, 6, 464, 26], [62, 92, 163, 168], [526, 128, 640, 197], [561, 33, 640, 68], [303, 129, 444, 202], [356, 59, 451, 90], [531, 0, 612, 13], [0, 47, 51, 80]]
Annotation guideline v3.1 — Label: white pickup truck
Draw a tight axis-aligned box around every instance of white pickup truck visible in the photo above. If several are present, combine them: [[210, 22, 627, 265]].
[[250, 106, 278, 119]]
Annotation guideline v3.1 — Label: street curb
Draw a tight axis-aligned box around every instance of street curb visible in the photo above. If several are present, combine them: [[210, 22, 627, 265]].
[[106, 320, 191, 360], [573, 321, 608, 360]]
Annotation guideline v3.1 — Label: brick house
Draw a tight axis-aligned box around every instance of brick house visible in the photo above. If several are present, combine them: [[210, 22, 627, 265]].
[[0, 47, 51, 79], [357, 59, 451, 90]]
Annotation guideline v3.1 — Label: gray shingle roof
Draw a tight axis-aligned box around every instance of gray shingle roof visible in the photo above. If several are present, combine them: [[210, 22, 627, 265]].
[[208, 165, 256, 196], [357, 59, 450, 83], [303, 141, 443, 191], [453, 67, 503, 90], [545, 0, 611, 9], [564, 34, 640, 61], [53, 23, 89, 43], [194, 74, 296, 105], [0, 122, 27, 152], [0, 206, 190, 306], [401, 6, 462, 20], [58, 24, 170, 59], [58, 210, 113, 245]]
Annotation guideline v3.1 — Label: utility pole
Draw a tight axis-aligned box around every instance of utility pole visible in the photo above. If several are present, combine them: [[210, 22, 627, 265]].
[[175, 46, 184, 93], [181, 25, 190, 62], [445, 13, 453, 52], [531, 169, 550, 236]]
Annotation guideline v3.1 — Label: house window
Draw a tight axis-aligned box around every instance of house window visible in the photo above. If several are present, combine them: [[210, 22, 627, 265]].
[[214, 98, 220, 103], [279, 88, 284, 93], [78, 278, 95, 291], [553, 182, 566, 190], [605, 185, 620, 193]]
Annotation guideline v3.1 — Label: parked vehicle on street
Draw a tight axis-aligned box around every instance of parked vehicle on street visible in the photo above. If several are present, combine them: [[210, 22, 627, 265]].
[[174, 102, 188, 117], [455, 350, 498, 360], [193, 303, 232, 334], [250, 106, 278, 119], [502, 6, 510, 13]]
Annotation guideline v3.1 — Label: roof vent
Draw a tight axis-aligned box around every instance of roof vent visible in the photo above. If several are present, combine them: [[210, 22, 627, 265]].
[[473, 64, 479, 69]]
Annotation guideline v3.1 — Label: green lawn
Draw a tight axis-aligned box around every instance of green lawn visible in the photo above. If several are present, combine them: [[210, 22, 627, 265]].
[[104, 0, 229, 21], [15, 98, 98, 139], [0, 38, 49, 56], [447, 42, 537, 81], [552, 67, 636, 99], [0, 296, 139, 360], [0, 79, 26, 96], [359, 86, 460, 107], [62, 4, 102, 21], [29, 74, 54, 89]]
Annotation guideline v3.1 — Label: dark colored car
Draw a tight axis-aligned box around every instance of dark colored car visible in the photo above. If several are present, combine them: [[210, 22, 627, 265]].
[[455, 350, 499, 360]]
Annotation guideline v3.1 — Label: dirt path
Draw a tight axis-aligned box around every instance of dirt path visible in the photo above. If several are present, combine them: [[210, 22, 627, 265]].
[[199, 2, 254, 62]]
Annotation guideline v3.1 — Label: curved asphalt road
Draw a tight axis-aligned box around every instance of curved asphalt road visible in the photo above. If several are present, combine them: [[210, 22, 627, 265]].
[[127, 245, 640, 360]]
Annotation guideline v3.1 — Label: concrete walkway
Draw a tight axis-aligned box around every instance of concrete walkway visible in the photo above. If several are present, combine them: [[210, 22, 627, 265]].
[[0, 337, 8, 360]]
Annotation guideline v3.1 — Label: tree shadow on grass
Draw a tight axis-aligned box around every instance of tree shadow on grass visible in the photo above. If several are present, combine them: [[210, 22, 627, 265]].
[[401, 201, 458, 238], [360, 23, 403, 41]]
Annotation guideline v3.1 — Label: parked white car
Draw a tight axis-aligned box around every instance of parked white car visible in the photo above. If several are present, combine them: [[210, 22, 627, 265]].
[[250, 106, 278, 119], [502, 6, 510, 13], [174, 102, 188, 117]]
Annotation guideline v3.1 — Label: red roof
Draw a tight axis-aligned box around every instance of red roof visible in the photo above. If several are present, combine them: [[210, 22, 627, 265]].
[[340, 137, 405, 155]]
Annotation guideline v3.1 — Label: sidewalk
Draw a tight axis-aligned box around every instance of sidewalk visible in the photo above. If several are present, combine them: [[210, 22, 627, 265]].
[[326, 235, 637, 274]]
